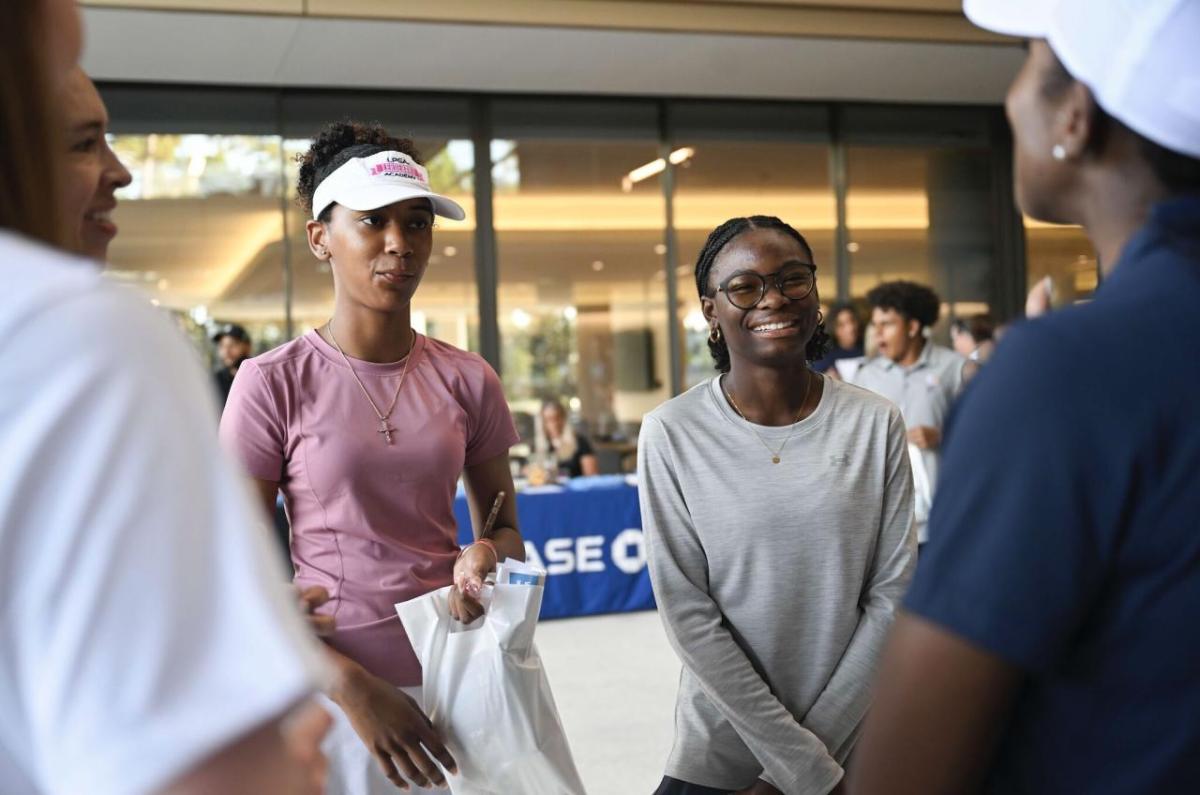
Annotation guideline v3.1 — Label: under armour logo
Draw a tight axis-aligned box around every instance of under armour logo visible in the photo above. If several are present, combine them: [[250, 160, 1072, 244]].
[[830, 455, 850, 467]]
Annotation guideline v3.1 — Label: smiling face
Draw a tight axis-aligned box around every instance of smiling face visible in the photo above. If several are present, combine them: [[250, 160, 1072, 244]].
[[60, 68, 132, 260], [701, 227, 820, 371], [307, 198, 435, 313]]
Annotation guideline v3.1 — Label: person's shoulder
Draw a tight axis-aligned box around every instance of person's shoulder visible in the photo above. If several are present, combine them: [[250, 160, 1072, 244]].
[[422, 335, 492, 371], [3, 263, 182, 374], [927, 343, 966, 369], [420, 336, 502, 393], [0, 233, 106, 331], [826, 375, 901, 422], [246, 334, 316, 371], [854, 355, 890, 376], [644, 379, 712, 428], [953, 314, 1095, 430], [990, 310, 1092, 377]]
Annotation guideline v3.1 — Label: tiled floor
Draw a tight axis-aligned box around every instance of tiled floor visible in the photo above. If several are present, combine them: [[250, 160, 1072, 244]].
[[537, 610, 680, 795]]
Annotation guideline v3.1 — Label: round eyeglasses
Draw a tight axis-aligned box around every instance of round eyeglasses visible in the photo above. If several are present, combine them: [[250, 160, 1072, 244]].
[[717, 265, 816, 310]]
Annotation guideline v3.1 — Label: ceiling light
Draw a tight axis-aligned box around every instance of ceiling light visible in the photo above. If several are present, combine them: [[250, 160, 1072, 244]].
[[621, 147, 696, 192], [654, 243, 667, 255], [668, 147, 695, 165], [592, 260, 605, 271], [444, 246, 458, 257]]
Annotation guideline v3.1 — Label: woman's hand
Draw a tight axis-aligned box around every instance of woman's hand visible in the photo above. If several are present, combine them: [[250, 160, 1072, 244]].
[[450, 542, 498, 623], [332, 663, 457, 790], [296, 585, 335, 637]]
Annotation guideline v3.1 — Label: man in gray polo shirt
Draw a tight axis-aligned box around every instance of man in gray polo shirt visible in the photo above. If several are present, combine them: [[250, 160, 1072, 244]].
[[853, 281, 967, 544]]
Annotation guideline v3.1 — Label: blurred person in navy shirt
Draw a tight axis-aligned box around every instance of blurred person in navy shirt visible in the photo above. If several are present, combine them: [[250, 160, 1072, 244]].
[[853, 1, 1200, 793], [812, 301, 864, 376]]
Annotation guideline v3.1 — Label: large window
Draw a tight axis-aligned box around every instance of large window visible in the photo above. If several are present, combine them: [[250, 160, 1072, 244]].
[[845, 145, 999, 335], [106, 132, 288, 359], [100, 87, 1031, 436], [491, 101, 668, 446]]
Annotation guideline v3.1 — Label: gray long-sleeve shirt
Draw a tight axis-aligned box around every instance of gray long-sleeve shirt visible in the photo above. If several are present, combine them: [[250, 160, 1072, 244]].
[[638, 375, 917, 794]]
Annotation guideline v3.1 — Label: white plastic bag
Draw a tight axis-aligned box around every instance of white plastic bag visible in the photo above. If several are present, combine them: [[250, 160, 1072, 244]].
[[908, 442, 933, 527], [397, 561, 587, 795]]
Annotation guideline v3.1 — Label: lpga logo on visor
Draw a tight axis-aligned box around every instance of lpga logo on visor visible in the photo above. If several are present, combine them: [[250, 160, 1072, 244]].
[[310, 149, 467, 221], [369, 156, 426, 183]]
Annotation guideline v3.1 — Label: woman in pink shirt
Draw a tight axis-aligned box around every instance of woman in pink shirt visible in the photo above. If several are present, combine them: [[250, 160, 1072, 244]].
[[221, 121, 524, 795]]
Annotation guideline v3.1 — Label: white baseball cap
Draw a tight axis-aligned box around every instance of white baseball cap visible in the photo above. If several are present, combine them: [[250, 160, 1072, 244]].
[[311, 150, 466, 221], [964, 0, 1200, 158]]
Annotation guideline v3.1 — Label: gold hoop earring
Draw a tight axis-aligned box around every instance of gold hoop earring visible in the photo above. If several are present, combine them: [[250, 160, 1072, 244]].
[[709, 325, 722, 344]]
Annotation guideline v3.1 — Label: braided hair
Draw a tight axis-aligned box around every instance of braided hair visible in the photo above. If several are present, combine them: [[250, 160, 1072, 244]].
[[695, 215, 831, 373], [296, 120, 424, 221]]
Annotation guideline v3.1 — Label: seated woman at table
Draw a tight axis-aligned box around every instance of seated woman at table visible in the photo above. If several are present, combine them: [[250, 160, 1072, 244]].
[[536, 399, 599, 478], [638, 215, 917, 795], [220, 120, 524, 795]]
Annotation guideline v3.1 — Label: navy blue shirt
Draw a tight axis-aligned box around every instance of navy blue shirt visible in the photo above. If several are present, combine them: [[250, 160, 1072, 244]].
[[905, 195, 1200, 794], [812, 344, 864, 373]]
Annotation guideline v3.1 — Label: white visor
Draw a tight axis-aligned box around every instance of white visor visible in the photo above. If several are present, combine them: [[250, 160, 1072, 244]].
[[964, 0, 1200, 159], [963, 0, 1051, 38], [311, 150, 466, 221]]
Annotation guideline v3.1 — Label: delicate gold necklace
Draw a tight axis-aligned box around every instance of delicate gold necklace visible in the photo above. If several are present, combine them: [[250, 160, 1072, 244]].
[[722, 370, 814, 464], [326, 321, 413, 444]]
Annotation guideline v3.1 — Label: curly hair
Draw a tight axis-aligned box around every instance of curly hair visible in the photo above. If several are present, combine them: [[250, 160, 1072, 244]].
[[295, 120, 424, 220], [694, 215, 831, 373], [865, 280, 941, 329]]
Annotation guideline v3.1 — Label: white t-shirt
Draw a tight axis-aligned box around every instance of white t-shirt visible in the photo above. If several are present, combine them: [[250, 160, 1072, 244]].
[[0, 232, 327, 795]]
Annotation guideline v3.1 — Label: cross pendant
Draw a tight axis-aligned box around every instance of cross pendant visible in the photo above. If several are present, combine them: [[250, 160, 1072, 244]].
[[378, 419, 395, 444]]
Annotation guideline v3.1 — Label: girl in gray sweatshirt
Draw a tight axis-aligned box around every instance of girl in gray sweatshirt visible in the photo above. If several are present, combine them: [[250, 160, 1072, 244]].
[[640, 216, 917, 795]]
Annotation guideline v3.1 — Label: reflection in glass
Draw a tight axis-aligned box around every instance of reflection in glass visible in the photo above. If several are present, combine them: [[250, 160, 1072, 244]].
[[492, 137, 668, 452], [846, 146, 998, 339], [106, 133, 287, 361]]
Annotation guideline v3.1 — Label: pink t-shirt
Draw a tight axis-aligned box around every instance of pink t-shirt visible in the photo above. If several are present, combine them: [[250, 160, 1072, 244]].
[[220, 331, 519, 686]]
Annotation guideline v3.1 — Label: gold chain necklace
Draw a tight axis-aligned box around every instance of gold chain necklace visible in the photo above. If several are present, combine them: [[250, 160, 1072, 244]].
[[721, 370, 814, 464], [326, 321, 413, 444]]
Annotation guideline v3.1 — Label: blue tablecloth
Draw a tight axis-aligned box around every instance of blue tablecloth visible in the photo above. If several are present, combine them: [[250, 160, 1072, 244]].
[[454, 478, 655, 620]]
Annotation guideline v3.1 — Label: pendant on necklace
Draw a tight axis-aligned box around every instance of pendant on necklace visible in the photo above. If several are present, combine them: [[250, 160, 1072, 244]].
[[772, 456, 781, 464], [378, 419, 395, 444]]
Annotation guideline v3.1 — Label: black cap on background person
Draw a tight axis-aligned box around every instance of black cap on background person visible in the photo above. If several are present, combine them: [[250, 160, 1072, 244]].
[[212, 322, 250, 344], [213, 323, 253, 410]]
